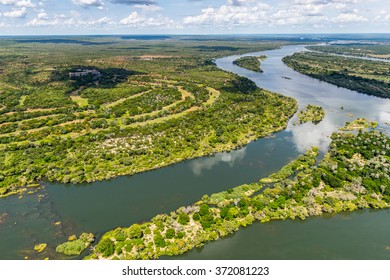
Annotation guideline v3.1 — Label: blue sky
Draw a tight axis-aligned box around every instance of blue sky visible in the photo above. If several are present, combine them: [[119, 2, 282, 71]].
[[0, 0, 388, 35]]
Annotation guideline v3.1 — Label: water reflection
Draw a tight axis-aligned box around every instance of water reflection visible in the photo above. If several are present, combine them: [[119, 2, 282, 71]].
[[190, 148, 247, 175], [287, 117, 337, 153]]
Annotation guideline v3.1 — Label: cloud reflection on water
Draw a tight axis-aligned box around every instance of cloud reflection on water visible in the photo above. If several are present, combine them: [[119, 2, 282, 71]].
[[190, 148, 247, 175], [287, 117, 337, 153]]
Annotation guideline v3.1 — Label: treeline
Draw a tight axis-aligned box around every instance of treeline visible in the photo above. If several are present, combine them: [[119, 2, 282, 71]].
[[283, 52, 390, 99]]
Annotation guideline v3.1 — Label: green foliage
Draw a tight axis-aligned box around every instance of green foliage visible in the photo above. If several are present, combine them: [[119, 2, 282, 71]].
[[178, 213, 190, 225], [154, 233, 166, 248], [127, 224, 143, 239], [233, 56, 262, 72], [165, 228, 176, 239], [95, 238, 115, 257], [56, 232, 95, 256], [88, 126, 390, 260], [297, 104, 325, 124], [199, 204, 210, 216], [283, 52, 390, 99]]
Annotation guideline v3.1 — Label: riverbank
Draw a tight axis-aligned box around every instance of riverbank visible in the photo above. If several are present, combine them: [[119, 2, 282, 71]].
[[282, 52, 390, 99]]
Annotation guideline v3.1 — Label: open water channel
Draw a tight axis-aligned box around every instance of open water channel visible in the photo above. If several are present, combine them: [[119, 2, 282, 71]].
[[0, 45, 389, 259]]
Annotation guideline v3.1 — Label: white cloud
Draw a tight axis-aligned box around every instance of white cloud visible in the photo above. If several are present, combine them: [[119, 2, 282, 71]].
[[0, 0, 35, 7], [3, 7, 27, 18], [37, 11, 47, 19], [133, 4, 162, 12], [26, 12, 114, 27], [183, 0, 369, 29], [72, 0, 104, 9], [332, 12, 367, 22], [120, 11, 178, 28], [183, 2, 270, 26]]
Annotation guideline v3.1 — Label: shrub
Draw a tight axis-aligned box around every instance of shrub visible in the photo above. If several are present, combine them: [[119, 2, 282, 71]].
[[165, 228, 175, 239], [95, 239, 115, 257], [178, 213, 189, 225], [154, 234, 166, 248]]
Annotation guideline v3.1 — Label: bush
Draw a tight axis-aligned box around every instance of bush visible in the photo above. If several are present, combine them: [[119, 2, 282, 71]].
[[95, 239, 115, 257], [199, 204, 210, 216], [127, 224, 143, 239], [178, 213, 189, 225], [154, 234, 166, 248], [165, 228, 175, 239]]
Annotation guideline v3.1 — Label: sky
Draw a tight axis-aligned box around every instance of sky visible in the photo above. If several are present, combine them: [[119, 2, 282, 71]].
[[0, 0, 388, 35]]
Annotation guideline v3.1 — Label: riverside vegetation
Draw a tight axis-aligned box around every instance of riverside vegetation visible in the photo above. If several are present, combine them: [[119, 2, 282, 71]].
[[283, 51, 390, 99], [0, 37, 297, 197], [85, 126, 390, 260], [307, 44, 390, 60]]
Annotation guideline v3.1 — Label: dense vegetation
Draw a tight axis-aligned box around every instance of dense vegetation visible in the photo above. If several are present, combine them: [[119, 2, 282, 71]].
[[233, 56, 263, 72], [86, 127, 390, 260], [297, 104, 325, 124], [339, 118, 378, 131], [0, 38, 297, 197], [56, 233, 95, 256], [307, 44, 390, 60], [283, 52, 390, 99]]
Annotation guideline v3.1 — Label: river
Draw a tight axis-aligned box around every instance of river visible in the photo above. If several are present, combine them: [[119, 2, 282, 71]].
[[0, 45, 389, 260]]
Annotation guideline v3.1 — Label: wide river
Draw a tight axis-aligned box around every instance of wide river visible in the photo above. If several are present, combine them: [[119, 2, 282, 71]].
[[0, 45, 389, 260]]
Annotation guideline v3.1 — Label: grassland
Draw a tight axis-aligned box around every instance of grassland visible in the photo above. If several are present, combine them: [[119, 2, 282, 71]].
[[0, 37, 298, 197], [283, 52, 390, 99]]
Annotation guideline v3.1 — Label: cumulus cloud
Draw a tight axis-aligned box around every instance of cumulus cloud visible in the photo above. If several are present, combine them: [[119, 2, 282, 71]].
[[183, 0, 368, 28], [3, 7, 27, 18], [108, 0, 156, 5], [0, 0, 35, 7], [120, 11, 177, 28], [37, 11, 47, 19], [183, 2, 270, 26], [332, 12, 367, 22], [72, 0, 104, 9], [133, 4, 162, 12], [27, 13, 113, 27]]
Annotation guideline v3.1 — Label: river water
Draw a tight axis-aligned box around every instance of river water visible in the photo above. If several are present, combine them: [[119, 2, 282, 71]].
[[0, 45, 389, 260]]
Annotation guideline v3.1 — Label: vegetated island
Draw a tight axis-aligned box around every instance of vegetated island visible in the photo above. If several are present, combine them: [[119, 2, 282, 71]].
[[0, 39, 297, 198], [297, 104, 325, 124], [282, 52, 390, 99], [339, 118, 378, 131], [233, 56, 266, 72], [56, 233, 95, 256], [85, 125, 390, 260], [307, 44, 390, 60]]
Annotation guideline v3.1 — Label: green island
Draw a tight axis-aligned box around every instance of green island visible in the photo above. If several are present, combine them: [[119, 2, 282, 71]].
[[340, 118, 378, 131], [296, 104, 325, 124], [233, 56, 264, 72], [307, 44, 390, 60], [0, 39, 297, 197], [85, 127, 390, 260], [56, 233, 95, 256], [282, 51, 390, 99]]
